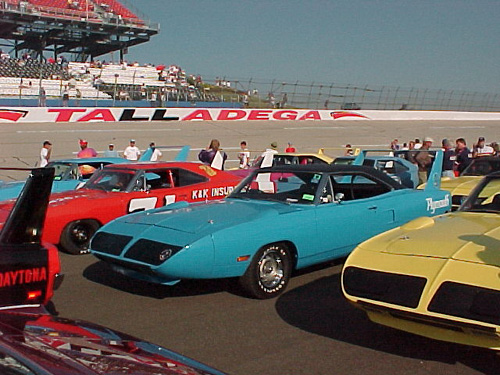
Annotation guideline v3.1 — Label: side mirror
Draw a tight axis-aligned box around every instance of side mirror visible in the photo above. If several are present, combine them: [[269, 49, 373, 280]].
[[335, 192, 344, 202]]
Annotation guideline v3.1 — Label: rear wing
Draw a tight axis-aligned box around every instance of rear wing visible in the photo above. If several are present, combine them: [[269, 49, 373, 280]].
[[0, 168, 55, 245], [139, 145, 190, 162]]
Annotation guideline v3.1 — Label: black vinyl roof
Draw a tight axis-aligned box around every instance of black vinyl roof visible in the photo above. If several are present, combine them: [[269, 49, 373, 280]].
[[256, 164, 406, 189]]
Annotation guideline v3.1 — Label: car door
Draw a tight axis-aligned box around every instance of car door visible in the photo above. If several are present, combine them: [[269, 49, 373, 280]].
[[126, 170, 176, 213], [314, 172, 396, 261]]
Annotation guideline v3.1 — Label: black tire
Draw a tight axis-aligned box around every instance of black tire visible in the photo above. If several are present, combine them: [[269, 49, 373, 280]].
[[60, 219, 100, 255], [239, 243, 292, 299]]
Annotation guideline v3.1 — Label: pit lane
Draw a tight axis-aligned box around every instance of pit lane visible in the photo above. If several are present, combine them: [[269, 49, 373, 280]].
[[1, 119, 499, 374]]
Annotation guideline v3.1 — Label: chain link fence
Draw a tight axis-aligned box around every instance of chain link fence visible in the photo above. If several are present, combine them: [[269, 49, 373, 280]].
[[201, 76, 500, 112]]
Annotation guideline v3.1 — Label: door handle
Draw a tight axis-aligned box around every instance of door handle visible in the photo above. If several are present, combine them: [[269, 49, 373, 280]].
[[368, 206, 377, 210]]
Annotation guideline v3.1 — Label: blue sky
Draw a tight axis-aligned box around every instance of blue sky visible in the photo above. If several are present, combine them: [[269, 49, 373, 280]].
[[124, 0, 500, 93]]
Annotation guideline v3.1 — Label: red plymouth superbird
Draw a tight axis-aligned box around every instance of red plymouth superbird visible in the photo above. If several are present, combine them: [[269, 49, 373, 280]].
[[0, 162, 241, 255]]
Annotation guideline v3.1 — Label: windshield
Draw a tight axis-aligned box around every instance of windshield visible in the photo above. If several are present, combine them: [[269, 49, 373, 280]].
[[84, 170, 136, 192], [459, 177, 500, 213], [229, 170, 323, 204], [46, 162, 77, 181], [461, 159, 500, 176]]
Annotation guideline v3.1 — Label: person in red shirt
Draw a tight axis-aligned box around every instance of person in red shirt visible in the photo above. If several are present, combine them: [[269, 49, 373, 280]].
[[77, 139, 98, 158], [285, 142, 296, 153]]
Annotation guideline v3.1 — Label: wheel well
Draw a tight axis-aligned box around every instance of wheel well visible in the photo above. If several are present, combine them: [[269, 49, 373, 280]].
[[269, 241, 298, 269]]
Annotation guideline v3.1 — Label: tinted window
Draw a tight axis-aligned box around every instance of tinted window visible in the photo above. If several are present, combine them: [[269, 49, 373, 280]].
[[85, 170, 136, 192], [462, 159, 500, 176], [460, 178, 500, 213], [330, 173, 391, 200], [230, 171, 322, 204]]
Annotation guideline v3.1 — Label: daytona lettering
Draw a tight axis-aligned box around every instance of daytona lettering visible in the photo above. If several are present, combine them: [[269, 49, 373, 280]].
[[0, 267, 47, 287]]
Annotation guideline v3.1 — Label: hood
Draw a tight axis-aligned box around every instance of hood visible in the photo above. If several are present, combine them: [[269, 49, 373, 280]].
[[0, 311, 224, 374], [366, 213, 500, 267], [440, 176, 481, 195], [122, 199, 302, 235]]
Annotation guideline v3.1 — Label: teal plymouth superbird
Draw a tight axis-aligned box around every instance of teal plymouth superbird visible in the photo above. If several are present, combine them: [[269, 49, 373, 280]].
[[90, 158, 450, 299]]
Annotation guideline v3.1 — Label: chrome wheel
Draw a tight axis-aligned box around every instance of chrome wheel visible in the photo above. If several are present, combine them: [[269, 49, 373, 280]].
[[258, 249, 284, 289]]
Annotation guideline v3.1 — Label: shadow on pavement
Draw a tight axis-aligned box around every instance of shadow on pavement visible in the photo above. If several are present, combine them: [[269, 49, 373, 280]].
[[275, 273, 499, 374], [83, 260, 244, 298]]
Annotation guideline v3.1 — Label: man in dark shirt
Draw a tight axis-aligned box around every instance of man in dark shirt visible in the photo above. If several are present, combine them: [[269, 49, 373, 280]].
[[455, 138, 471, 175], [441, 139, 456, 178]]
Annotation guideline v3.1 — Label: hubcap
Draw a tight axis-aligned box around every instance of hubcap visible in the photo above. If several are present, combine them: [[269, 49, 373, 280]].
[[71, 224, 90, 244], [258, 249, 283, 288]]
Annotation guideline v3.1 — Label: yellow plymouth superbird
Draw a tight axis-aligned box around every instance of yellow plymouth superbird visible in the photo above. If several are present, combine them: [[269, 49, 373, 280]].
[[420, 156, 500, 209], [342, 172, 500, 350]]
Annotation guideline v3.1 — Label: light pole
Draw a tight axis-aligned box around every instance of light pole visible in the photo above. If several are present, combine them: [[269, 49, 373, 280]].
[[113, 73, 119, 106]]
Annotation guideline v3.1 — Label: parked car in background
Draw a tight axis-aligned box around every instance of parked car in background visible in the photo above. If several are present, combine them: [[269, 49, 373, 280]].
[[90, 157, 449, 299], [0, 158, 128, 201], [0, 162, 242, 255], [332, 154, 419, 188], [230, 150, 336, 179], [435, 156, 500, 209], [342, 172, 500, 350]]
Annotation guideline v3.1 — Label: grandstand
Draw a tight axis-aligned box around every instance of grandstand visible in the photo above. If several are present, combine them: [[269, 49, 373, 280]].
[[0, 0, 158, 61], [0, 1, 244, 108]]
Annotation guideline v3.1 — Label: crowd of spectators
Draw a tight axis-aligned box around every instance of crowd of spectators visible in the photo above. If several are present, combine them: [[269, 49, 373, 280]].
[[390, 136, 499, 183]]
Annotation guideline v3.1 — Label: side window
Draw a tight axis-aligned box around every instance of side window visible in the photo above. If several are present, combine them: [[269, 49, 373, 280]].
[[176, 169, 208, 187], [319, 176, 334, 204], [143, 170, 173, 190], [331, 173, 390, 201]]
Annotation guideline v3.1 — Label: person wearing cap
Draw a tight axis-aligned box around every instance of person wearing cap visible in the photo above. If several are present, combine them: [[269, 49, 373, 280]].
[[124, 139, 141, 161], [285, 142, 296, 153], [441, 138, 456, 178], [77, 139, 97, 158], [415, 137, 434, 184], [39, 140, 52, 167], [472, 137, 494, 158], [259, 142, 279, 168], [104, 143, 119, 158]]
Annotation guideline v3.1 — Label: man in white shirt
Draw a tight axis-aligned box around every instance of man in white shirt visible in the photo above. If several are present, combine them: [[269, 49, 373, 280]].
[[238, 140, 250, 169], [473, 137, 494, 157], [39, 140, 52, 167], [123, 139, 141, 161], [260, 141, 278, 168], [149, 142, 162, 161]]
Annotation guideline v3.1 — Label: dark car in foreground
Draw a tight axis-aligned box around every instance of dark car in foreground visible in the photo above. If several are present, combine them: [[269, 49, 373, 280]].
[[0, 310, 225, 374]]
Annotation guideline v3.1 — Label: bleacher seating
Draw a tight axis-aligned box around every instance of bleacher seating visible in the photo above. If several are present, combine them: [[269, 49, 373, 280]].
[[0, 76, 112, 99], [2, 0, 143, 25], [93, 0, 139, 21], [0, 57, 216, 103], [0, 58, 69, 80]]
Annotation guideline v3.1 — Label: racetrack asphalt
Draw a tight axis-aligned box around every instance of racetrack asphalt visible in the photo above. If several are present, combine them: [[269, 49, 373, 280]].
[[1, 119, 499, 374]]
